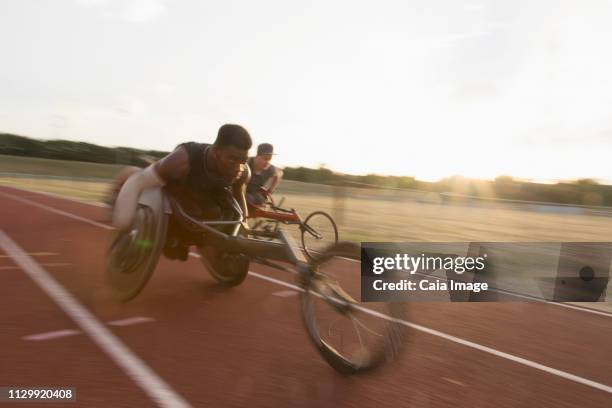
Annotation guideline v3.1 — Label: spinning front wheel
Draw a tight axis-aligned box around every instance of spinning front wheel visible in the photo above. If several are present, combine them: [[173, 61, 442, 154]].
[[106, 190, 167, 302], [300, 242, 405, 374], [300, 211, 338, 259]]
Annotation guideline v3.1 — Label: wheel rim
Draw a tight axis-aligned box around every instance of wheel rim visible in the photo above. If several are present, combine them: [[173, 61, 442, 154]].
[[302, 246, 403, 372], [301, 212, 338, 258], [107, 205, 158, 298]]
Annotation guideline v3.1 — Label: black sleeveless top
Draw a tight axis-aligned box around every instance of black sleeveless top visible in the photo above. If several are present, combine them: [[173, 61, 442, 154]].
[[166, 142, 243, 220], [246, 158, 277, 194]]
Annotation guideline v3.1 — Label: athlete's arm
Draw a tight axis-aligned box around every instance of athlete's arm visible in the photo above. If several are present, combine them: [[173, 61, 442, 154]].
[[112, 147, 190, 230], [153, 146, 190, 183], [267, 168, 283, 194], [112, 165, 165, 230], [232, 164, 251, 218]]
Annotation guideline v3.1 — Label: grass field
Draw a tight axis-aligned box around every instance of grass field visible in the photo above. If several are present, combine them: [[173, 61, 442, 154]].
[[1, 154, 612, 242], [0, 176, 111, 202], [1, 155, 610, 305], [0, 154, 125, 179], [2, 174, 612, 243]]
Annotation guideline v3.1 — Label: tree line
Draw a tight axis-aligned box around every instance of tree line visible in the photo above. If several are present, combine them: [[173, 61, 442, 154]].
[[0, 133, 167, 167], [2, 133, 611, 207]]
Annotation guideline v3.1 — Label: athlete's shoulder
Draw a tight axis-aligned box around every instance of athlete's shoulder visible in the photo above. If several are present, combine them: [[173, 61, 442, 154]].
[[268, 164, 281, 176], [154, 145, 191, 183], [179, 141, 209, 154]]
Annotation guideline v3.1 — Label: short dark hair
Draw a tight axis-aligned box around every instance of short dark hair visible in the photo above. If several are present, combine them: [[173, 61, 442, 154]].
[[213, 124, 252, 150]]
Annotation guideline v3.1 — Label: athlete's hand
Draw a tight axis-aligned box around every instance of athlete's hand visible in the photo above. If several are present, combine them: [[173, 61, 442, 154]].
[[259, 187, 271, 197]]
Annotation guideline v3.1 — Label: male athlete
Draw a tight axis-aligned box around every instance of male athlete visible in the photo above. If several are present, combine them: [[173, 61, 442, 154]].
[[246, 143, 283, 206], [112, 124, 252, 264]]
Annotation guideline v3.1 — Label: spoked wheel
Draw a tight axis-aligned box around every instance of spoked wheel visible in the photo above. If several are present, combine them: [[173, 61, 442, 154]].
[[106, 204, 167, 302], [300, 242, 405, 374], [301, 211, 338, 260], [197, 245, 250, 286]]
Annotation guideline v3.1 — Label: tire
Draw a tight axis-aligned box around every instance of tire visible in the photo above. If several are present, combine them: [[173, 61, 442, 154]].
[[106, 204, 167, 302], [301, 211, 339, 260], [197, 246, 250, 287], [300, 242, 405, 374]]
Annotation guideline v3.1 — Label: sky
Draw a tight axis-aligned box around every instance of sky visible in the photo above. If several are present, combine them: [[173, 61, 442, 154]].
[[1, 0, 611, 183]]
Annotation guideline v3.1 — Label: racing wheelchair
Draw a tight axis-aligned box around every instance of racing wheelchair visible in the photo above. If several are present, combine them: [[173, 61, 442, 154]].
[[247, 188, 338, 259], [106, 187, 405, 374]]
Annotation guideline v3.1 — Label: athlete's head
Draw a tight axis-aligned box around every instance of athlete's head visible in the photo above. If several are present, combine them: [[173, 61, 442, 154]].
[[254, 143, 274, 170], [212, 124, 252, 182]]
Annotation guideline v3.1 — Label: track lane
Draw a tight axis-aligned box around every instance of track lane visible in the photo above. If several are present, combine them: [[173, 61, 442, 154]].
[[0, 248, 159, 407], [0, 185, 610, 407]]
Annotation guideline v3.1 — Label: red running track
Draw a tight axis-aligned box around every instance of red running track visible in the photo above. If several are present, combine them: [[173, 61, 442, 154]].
[[0, 185, 610, 407]]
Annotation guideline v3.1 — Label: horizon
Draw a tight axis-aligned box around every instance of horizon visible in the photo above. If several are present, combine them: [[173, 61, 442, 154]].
[[3, 131, 610, 186]]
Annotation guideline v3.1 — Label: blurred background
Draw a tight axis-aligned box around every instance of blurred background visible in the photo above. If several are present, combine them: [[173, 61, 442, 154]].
[[1, 2, 611, 407]]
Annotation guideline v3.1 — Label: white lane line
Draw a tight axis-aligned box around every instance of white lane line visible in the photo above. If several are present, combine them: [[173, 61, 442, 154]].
[[0, 191, 112, 230], [3, 186, 612, 393], [361, 304, 612, 394], [246, 271, 612, 395], [0, 230, 191, 408], [22, 329, 81, 341], [442, 377, 466, 387], [412, 270, 612, 318], [345, 255, 612, 316], [247, 250, 612, 318], [272, 290, 299, 298], [21, 317, 154, 341], [107, 317, 155, 326]]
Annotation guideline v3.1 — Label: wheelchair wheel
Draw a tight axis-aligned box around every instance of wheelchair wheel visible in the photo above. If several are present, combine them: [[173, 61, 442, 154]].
[[106, 204, 167, 302], [300, 242, 406, 374], [197, 245, 250, 286], [301, 211, 338, 259]]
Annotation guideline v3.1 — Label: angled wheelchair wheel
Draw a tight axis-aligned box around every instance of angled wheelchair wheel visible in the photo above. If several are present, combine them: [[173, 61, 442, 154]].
[[301, 211, 339, 260], [106, 202, 167, 302], [197, 245, 250, 286], [300, 242, 406, 374]]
